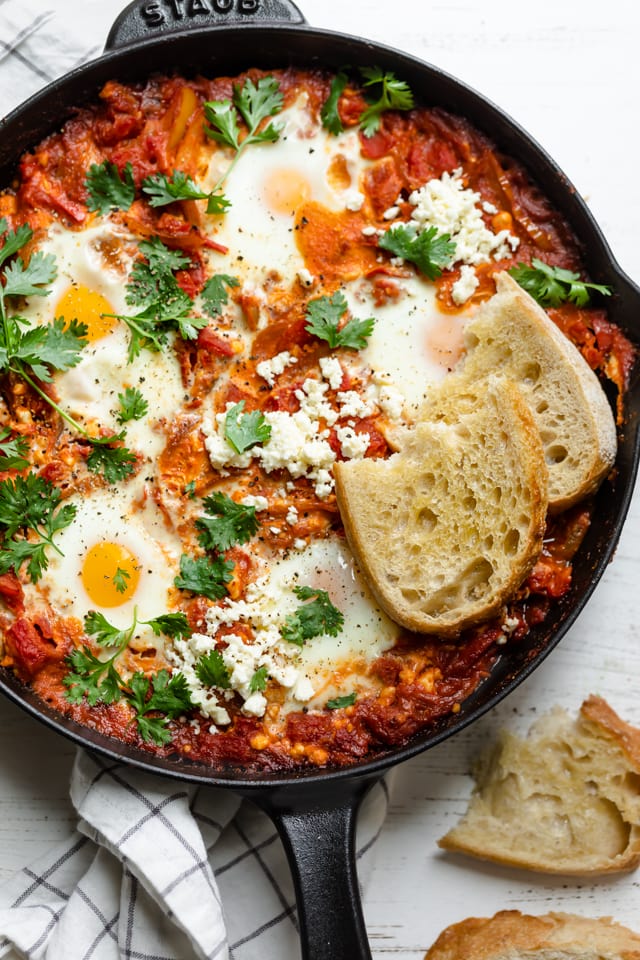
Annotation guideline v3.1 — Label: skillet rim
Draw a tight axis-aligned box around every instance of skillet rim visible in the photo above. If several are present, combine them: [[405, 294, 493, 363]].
[[0, 21, 639, 789]]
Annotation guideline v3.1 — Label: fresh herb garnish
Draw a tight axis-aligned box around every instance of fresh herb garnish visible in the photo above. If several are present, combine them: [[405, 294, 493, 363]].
[[195, 492, 260, 553], [184, 480, 197, 499], [249, 666, 269, 693], [174, 553, 235, 601], [113, 567, 131, 594], [320, 70, 349, 135], [281, 585, 345, 647], [127, 669, 194, 745], [0, 430, 29, 471], [116, 387, 149, 423], [142, 169, 212, 208], [85, 432, 137, 483], [85, 161, 136, 215], [378, 223, 456, 280], [0, 474, 77, 583], [326, 691, 357, 709], [224, 400, 272, 455], [107, 236, 208, 361], [0, 220, 136, 482], [203, 76, 284, 213], [359, 66, 414, 137], [509, 258, 612, 308], [195, 648, 231, 689], [200, 273, 240, 319], [304, 292, 375, 350], [64, 610, 194, 744]]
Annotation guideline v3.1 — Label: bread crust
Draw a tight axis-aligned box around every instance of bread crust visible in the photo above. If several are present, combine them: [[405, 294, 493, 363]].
[[335, 377, 547, 636], [438, 696, 640, 875], [458, 272, 617, 512], [424, 910, 640, 960]]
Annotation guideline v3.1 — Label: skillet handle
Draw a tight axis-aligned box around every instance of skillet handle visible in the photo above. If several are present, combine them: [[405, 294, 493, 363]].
[[250, 774, 382, 960], [105, 0, 306, 50]]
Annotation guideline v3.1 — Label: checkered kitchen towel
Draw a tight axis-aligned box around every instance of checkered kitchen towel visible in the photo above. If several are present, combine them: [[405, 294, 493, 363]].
[[0, 752, 390, 960], [0, 2, 392, 958]]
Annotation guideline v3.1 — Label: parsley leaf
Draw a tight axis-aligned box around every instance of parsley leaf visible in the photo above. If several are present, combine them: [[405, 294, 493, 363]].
[[304, 292, 375, 350], [86, 433, 137, 483], [249, 666, 268, 693], [358, 66, 414, 137], [145, 613, 192, 640], [0, 474, 77, 582], [112, 236, 207, 359], [326, 691, 357, 709], [320, 70, 348, 135], [141, 170, 211, 207], [378, 224, 456, 280], [0, 430, 29, 471], [127, 670, 194, 744], [281, 585, 345, 647], [116, 387, 149, 423], [63, 646, 123, 706], [203, 76, 284, 213], [195, 492, 260, 553], [200, 273, 239, 319], [113, 567, 131, 594], [224, 400, 271, 454], [85, 161, 136, 215], [174, 554, 234, 601], [195, 648, 231, 689], [509, 258, 612, 308]]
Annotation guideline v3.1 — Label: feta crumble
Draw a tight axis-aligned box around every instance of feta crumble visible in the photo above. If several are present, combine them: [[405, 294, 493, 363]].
[[451, 264, 480, 305], [256, 350, 298, 387]]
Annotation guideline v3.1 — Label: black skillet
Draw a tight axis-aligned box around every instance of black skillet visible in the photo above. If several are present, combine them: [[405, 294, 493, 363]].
[[1, 2, 639, 958]]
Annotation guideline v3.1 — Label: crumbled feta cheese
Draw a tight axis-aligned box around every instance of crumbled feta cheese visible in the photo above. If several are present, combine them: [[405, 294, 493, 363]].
[[405, 167, 520, 266], [451, 264, 480, 305], [319, 355, 343, 390], [335, 425, 370, 459], [295, 377, 338, 425], [344, 190, 365, 211], [286, 505, 299, 525], [361, 225, 378, 237], [337, 390, 374, 419], [293, 538, 307, 550], [378, 385, 405, 421], [297, 268, 315, 287], [241, 494, 269, 512], [270, 526, 281, 535], [242, 692, 268, 716], [293, 677, 315, 702], [257, 409, 337, 498], [201, 412, 254, 472], [482, 200, 498, 215], [383, 205, 400, 220], [256, 350, 298, 387]]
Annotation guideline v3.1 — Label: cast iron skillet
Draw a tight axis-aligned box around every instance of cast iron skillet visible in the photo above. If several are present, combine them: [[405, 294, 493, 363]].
[[1, 2, 639, 957]]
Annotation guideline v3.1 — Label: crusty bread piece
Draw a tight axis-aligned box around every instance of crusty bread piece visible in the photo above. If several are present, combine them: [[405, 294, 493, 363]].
[[439, 696, 640, 874], [334, 377, 547, 636], [454, 271, 617, 512], [424, 910, 640, 960]]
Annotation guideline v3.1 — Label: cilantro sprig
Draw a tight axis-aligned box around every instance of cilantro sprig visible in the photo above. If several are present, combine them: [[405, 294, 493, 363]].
[[304, 292, 375, 350], [281, 585, 345, 647], [142, 170, 215, 209], [116, 387, 149, 423], [203, 76, 284, 213], [200, 274, 239, 319], [509, 258, 612, 308], [0, 474, 77, 582], [0, 219, 136, 482], [113, 567, 131, 594], [195, 648, 231, 689], [378, 224, 456, 280], [195, 492, 260, 553], [64, 609, 194, 744], [320, 67, 414, 138], [0, 430, 29, 471], [224, 400, 272, 455], [174, 553, 235, 601], [327, 691, 357, 709], [107, 236, 208, 361], [250, 666, 269, 693], [85, 161, 135, 215]]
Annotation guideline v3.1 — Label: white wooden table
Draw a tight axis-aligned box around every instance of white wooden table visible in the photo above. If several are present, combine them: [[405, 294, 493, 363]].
[[1, 0, 639, 956]]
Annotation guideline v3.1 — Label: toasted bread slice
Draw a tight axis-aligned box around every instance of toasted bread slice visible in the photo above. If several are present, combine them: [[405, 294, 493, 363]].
[[334, 377, 547, 636], [438, 696, 640, 874], [455, 272, 616, 512], [424, 910, 640, 960]]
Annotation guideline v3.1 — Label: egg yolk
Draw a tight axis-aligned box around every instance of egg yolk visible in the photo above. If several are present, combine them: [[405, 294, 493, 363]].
[[81, 542, 140, 607], [56, 284, 116, 342], [263, 168, 312, 216]]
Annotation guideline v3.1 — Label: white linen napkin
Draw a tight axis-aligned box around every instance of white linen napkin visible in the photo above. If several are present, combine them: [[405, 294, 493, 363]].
[[0, 2, 393, 957], [0, 751, 390, 959]]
